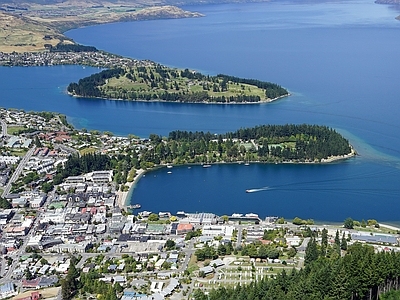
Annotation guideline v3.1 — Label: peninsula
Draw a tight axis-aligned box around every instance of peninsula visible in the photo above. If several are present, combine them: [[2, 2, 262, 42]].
[[67, 66, 289, 103]]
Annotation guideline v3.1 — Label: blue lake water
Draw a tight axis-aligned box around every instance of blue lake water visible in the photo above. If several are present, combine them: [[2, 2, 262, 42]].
[[2, 0, 400, 222]]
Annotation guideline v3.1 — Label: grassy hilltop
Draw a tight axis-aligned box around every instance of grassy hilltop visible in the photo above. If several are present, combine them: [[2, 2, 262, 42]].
[[0, 0, 202, 53], [67, 66, 289, 103]]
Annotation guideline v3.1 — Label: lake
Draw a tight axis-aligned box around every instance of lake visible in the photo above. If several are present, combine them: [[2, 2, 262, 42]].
[[1, 0, 400, 222]]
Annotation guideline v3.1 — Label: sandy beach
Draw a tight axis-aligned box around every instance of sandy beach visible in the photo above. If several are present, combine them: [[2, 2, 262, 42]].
[[116, 169, 145, 209]]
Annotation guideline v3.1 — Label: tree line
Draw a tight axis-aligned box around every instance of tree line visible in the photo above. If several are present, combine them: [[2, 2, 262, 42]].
[[51, 124, 351, 190], [50, 43, 98, 53], [67, 66, 289, 103], [67, 68, 125, 98], [53, 153, 112, 185], [194, 241, 400, 300], [217, 74, 288, 99]]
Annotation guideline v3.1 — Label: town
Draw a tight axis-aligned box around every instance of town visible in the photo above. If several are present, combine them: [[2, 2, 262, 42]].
[[0, 51, 154, 68], [0, 108, 399, 300]]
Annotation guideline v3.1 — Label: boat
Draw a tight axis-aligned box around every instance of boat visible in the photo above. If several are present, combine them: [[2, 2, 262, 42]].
[[167, 171, 172, 174], [167, 165, 173, 169], [244, 162, 250, 166], [203, 164, 211, 168], [132, 204, 141, 209]]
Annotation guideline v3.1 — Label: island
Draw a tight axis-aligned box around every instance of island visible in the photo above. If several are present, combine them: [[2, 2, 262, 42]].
[[67, 66, 289, 103]]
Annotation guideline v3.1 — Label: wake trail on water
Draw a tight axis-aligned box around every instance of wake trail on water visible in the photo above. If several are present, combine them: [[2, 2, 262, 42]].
[[245, 187, 272, 193], [246, 168, 400, 196]]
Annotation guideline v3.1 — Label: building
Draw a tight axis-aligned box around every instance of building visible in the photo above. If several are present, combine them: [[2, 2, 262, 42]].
[[176, 223, 194, 235], [90, 170, 113, 183], [181, 213, 218, 225], [51, 242, 91, 253], [30, 194, 47, 208], [351, 233, 398, 245], [0, 209, 13, 225], [0, 282, 16, 299], [202, 225, 235, 238]]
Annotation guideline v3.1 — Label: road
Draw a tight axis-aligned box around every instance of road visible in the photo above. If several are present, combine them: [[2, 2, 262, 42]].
[[236, 224, 243, 249], [2, 146, 36, 198], [0, 119, 7, 138]]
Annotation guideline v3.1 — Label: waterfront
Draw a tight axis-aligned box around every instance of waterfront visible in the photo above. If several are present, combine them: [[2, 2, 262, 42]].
[[1, 0, 400, 221], [130, 160, 400, 223]]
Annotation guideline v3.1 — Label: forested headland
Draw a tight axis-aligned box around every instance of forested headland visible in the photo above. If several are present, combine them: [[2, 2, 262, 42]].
[[50, 124, 353, 188], [67, 65, 289, 103], [145, 124, 353, 166]]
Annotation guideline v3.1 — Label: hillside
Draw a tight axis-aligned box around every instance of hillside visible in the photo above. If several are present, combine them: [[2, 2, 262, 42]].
[[67, 66, 289, 103], [0, 12, 68, 52], [0, 1, 202, 52]]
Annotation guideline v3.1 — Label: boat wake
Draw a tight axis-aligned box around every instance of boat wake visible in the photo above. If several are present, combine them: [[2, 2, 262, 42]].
[[246, 187, 270, 193]]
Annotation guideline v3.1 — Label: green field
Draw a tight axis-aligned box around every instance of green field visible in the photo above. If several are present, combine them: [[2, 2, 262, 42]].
[[96, 66, 288, 103]]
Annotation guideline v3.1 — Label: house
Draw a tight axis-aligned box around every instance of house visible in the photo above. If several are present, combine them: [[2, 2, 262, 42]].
[[108, 265, 117, 272], [209, 258, 224, 268], [30, 194, 46, 208], [199, 265, 214, 275], [21, 279, 41, 289], [176, 223, 194, 235], [154, 259, 165, 270]]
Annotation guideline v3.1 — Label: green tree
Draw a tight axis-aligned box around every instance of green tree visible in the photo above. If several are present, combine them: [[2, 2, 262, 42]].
[[344, 217, 354, 229], [334, 230, 341, 256], [148, 213, 159, 222], [61, 259, 79, 300], [165, 239, 176, 250], [34, 136, 42, 147], [25, 268, 34, 280], [41, 182, 54, 193], [321, 228, 328, 257], [304, 238, 318, 266], [277, 217, 285, 224], [340, 232, 348, 250], [287, 247, 297, 258], [0, 197, 11, 209], [292, 217, 304, 225]]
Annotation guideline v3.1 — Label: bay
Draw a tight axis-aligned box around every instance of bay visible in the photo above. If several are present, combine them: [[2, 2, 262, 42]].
[[1, 0, 400, 221], [130, 161, 400, 223]]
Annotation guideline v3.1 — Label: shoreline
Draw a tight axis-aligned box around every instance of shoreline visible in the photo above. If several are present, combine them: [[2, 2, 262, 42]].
[[117, 169, 146, 209], [120, 148, 356, 209], [68, 92, 290, 105]]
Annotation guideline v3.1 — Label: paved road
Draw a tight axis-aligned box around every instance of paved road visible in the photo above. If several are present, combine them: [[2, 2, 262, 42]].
[[2, 146, 36, 197], [236, 225, 243, 249], [0, 119, 7, 138]]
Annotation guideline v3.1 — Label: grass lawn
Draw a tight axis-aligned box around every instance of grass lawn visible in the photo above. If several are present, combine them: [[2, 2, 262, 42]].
[[187, 255, 199, 274], [7, 126, 25, 135], [102, 68, 268, 101], [10, 149, 27, 157], [79, 147, 97, 156], [12, 287, 60, 300]]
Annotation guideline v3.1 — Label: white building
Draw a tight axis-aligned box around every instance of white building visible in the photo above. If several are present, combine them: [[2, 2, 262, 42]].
[[202, 225, 235, 238]]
